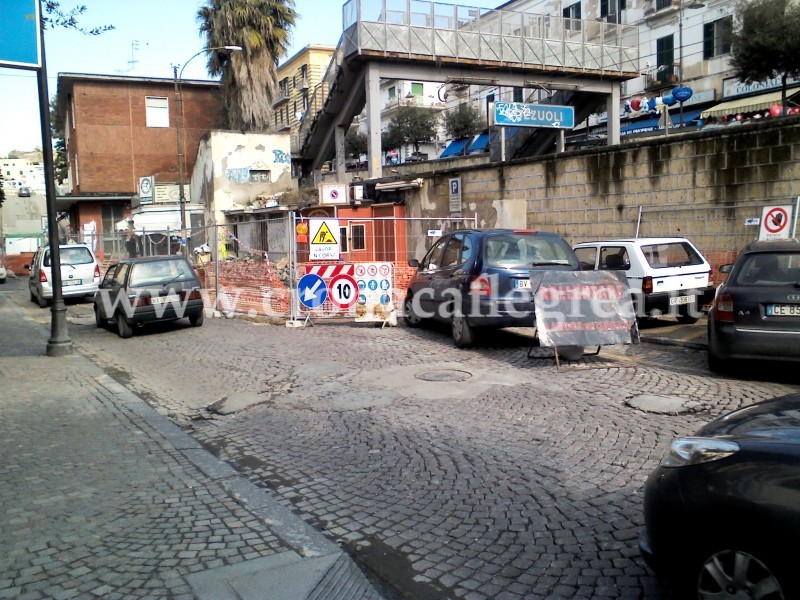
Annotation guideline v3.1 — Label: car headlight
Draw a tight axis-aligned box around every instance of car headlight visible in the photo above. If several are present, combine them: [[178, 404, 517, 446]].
[[660, 437, 740, 467]]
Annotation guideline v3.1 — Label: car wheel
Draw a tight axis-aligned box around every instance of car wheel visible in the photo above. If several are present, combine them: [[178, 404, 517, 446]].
[[556, 345, 585, 361], [0, 277, 5, 284], [403, 295, 423, 328], [451, 315, 475, 348], [189, 311, 204, 327], [695, 548, 785, 600], [30, 288, 36, 303], [94, 305, 106, 328], [707, 326, 728, 373], [38, 293, 49, 308], [116, 312, 133, 338]]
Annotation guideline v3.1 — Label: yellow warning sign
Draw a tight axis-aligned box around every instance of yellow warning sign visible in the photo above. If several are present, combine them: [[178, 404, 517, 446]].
[[312, 222, 337, 244]]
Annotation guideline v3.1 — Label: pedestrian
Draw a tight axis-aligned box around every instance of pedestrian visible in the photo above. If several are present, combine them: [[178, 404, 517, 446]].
[[124, 229, 142, 258]]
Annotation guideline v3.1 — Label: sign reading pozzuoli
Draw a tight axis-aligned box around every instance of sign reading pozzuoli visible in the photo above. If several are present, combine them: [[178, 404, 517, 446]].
[[309, 219, 340, 260], [0, 0, 41, 70], [533, 271, 638, 349], [494, 102, 575, 129]]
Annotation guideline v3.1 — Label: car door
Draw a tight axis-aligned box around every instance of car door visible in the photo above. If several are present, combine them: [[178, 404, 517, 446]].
[[429, 233, 473, 317], [96, 263, 127, 319], [28, 249, 43, 295], [413, 236, 449, 317]]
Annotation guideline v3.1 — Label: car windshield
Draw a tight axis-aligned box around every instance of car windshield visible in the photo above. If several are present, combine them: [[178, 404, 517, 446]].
[[732, 252, 800, 286], [43, 247, 94, 267], [641, 242, 704, 268], [129, 259, 195, 287], [484, 233, 578, 269]]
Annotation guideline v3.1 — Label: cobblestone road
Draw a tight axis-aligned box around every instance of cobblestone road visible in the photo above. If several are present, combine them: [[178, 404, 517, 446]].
[[17, 285, 800, 600]]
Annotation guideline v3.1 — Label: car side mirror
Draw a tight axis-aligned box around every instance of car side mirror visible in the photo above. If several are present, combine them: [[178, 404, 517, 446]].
[[23, 264, 30, 270], [408, 258, 419, 268], [719, 264, 733, 274]]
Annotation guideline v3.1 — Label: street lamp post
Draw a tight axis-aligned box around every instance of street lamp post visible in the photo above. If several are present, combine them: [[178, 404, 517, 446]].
[[173, 45, 241, 255], [678, 0, 706, 128]]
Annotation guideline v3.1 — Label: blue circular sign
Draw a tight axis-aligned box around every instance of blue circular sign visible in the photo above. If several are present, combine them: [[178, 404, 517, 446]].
[[298, 273, 328, 308], [380, 279, 390, 290], [368, 280, 379, 291]]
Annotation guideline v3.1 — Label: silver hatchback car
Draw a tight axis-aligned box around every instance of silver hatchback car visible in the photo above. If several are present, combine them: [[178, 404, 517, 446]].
[[25, 244, 100, 307]]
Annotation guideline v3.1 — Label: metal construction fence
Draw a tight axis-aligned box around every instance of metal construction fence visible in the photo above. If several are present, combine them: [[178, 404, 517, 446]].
[[186, 215, 480, 321]]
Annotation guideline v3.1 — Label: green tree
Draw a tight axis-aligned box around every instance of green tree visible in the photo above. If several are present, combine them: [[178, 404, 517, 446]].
[[50, 96, 67, 185], [42, 2, 114, 34], [443, 102, 485, 142], [198, 0, 298, 131], [730, 0, 800, 111], [382, 106, 439, 156], [345, 128, 368, 158]]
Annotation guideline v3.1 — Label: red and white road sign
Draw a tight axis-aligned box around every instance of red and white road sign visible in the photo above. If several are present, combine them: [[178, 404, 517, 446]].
[[306, 264, 354, 278], [328, 273, 359, 309], [760, 205, 793, 240]]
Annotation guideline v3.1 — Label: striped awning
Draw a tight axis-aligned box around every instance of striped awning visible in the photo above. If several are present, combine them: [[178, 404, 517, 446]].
[[700, 88, 800, 119]]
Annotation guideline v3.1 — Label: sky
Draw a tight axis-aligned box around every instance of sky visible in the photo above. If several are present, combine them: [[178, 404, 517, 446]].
[[0, 0, 500, 157]]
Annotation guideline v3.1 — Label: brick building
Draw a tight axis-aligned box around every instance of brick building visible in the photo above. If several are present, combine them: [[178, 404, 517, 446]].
[[55, 73, 222, 258]]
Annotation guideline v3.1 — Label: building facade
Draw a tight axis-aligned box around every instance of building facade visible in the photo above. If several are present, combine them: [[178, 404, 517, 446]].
[[55, 73, 223, 258]]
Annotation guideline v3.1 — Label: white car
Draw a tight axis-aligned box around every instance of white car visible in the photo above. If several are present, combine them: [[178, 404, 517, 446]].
[[0, 260, 6, 284], [25, 244, 101, 307], [573, 237, 715, 323]]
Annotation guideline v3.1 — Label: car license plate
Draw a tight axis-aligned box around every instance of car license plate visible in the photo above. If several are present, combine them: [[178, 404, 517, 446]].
[[151, 294, 180, 305], [766, 304, 800, 316], [62, 279, 82, 286], [669, 294, 695, 306], [514, 279, 531, 289]]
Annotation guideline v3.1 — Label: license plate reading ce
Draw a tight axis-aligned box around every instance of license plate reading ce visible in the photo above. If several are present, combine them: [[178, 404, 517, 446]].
[[766, 304, 800, 316], [62, 279, 82, 286]]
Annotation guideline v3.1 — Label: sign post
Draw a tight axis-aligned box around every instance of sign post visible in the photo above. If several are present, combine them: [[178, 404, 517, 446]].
[[449, 177, 461, 215]]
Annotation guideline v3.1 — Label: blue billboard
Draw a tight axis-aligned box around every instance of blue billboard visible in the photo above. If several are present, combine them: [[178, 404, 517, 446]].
[[494, 102, 575, 129], [0, 0, 41, 69]]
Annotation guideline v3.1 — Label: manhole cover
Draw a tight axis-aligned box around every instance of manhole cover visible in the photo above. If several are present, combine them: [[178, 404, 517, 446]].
[[415, 369, 473, 382], [626, 394, 701, 414]]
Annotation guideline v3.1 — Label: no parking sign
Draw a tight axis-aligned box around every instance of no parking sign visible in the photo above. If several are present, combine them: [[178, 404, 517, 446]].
[[759, 205, 794, 240]]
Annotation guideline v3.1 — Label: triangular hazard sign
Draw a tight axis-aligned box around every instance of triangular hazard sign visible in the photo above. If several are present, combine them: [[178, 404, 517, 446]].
[[312, 222, 337, 244]]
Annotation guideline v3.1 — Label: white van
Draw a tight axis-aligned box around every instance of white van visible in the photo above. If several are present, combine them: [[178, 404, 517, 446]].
[[25, 244, 101, 307], [573, 238, 715, 323]]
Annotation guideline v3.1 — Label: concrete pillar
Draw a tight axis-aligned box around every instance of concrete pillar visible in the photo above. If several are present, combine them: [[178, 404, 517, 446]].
[[366, 62, 382, 180], [335, 125, 346, 181], [607, 83, 621, 146]]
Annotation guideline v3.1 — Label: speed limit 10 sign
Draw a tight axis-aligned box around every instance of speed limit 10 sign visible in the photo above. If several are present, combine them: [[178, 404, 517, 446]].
[[328, 273, 359, 309]]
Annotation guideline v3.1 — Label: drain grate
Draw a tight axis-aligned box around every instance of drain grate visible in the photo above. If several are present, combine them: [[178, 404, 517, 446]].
[[415, 369, 472, 382]]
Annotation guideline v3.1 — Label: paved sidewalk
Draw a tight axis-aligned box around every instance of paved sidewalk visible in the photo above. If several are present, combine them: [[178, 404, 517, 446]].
[[0, 294, 381, 599]]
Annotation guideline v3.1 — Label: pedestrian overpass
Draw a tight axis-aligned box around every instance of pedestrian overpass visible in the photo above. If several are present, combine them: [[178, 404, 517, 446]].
[[296, 0, 640, 180]]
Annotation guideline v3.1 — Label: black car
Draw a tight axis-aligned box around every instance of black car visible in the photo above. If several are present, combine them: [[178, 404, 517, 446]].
[[93, 256, 205, 338], [404, 228, 581, 347], [707, 239, 800, 371], [640, 393, 800, 599]]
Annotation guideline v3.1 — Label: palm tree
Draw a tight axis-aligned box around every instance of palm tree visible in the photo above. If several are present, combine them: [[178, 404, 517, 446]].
[[197, 0, 297, 131]]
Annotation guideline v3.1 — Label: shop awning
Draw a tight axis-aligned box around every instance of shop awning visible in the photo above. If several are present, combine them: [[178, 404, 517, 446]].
[[466, 133, 490, 154], [700, 88, 800, 119], [439, 137, 470, 158]]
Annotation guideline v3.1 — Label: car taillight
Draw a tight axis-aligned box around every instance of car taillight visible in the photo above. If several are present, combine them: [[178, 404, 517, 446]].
[[182, 289, 202, 301], [130, 295, 151, 308], [708, 269, 714, 287], [39, 269, 48, 283], [713, 292, 734, 322], [642, 276, 653, 295], [469, 275, 491, 295], [94, 264, 101, 278]]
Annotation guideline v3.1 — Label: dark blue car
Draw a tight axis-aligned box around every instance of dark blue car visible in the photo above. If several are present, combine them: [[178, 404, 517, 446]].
[[403, 228, 581, 347]]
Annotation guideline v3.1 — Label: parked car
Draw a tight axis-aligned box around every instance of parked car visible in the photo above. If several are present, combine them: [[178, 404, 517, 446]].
[[707, 238, 800, 371], [25, 243, 100, 307], [93, 256, 204, 338], [573, 237, 714, 323], [640, 392, 800, 599], [0, 258, 6, 284], [404, 228, 582, 348], [17, 186, 31, 197]]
